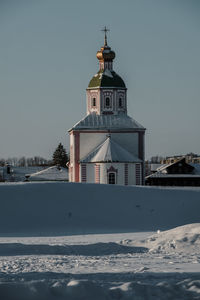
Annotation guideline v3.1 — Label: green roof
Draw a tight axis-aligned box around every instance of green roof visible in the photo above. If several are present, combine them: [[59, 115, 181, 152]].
[[88, 70, 126, 89]]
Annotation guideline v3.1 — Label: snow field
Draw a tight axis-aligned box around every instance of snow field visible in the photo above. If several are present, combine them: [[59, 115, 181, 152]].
[[0, 182, 200, 235], [0, 276, 200, 300], [0, 227, 200, 299], [0, 183, 200, 299]]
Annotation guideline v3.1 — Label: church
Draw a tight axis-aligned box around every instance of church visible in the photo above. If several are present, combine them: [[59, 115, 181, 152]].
[[68, 28, 146, 185]]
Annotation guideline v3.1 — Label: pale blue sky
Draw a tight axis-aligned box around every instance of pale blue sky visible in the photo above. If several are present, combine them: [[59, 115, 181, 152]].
[[0, 0, 200, 159]]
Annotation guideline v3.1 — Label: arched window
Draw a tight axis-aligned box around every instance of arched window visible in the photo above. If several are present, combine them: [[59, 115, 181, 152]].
[[119, 98, 123, 108], [92, 98, 96, 107], [108, 172, 116, 184], [105, 97, 110, 107]]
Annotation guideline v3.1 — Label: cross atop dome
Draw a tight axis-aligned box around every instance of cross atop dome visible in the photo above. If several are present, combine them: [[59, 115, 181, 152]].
[[96, 27, 115, 71], [101, 26, 110, 46]]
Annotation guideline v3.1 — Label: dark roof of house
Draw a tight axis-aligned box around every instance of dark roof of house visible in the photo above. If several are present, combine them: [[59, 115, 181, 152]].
[[146, 158, 200, 179]]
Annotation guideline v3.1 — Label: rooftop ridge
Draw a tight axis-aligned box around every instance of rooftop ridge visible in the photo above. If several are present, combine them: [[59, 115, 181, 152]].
[[69, 113, 145, 131]]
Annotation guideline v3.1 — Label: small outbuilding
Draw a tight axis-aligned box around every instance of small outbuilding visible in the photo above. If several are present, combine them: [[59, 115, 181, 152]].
[[146, 158, 200, 186], [25, 165, 68, 182]]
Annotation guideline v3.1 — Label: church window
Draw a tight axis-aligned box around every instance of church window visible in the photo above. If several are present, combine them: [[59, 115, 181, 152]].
[[105, 97, 110, 107], [92, 98, 96, 107], [108, 172, 116, 184], [119, 98, 123, 108]]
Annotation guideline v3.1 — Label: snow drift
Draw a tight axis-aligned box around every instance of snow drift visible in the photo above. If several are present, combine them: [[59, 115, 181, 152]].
[[0, 276, 200, 300], [138, 223, 200, 253], [0, 223, 200, 299], [0, 182, 200, 235]]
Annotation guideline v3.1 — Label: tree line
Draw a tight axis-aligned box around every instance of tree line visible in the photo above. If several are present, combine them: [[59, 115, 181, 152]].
[[0, 143, 69, 168]]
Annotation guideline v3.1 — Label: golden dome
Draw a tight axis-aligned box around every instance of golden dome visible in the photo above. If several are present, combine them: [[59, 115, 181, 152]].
[[96, 27, 115, 62], [96, 46, 115, 62]]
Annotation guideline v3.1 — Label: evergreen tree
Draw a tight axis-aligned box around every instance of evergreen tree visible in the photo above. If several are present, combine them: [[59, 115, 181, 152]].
[[52, 143, 68, 167]]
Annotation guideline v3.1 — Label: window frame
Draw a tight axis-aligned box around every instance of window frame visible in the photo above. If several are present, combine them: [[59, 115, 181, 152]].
[[105, 97, 110, 108], [92, 97, 96, 107], [119, 97, 123, 108], [108, 172, 116, 184]]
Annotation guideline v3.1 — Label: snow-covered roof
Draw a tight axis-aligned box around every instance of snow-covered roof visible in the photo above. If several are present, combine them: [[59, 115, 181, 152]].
[[149, 158, 193, 174], [26, 166, 68, 181], [146, 162, 200, 179], [190, 163, 200, 175], [146, 173, 200, 179], [70, 113, 145, 131], [150, 164, 166, 172], [80, 136, 141, 163], [0, 166, 47, 182]]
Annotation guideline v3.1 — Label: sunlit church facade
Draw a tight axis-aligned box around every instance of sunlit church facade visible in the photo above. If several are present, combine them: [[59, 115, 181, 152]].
[[68, 29, 146, 185]]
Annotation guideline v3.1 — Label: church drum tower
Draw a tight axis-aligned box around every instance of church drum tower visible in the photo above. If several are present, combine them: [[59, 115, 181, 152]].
[[68, 29, 146, 185]]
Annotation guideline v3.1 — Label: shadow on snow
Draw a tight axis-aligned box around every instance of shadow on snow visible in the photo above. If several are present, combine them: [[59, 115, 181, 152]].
[[0, 242, 148, 256]]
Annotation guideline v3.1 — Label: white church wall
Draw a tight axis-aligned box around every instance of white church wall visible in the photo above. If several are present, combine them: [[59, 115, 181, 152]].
[[69, 134, 74, 163], [101, 89, 114, 114], [116, 164, 125, 185], [70, 133, 75, 182], [86, 164, 95, 183], [79, 162, 138, 185], [128, 164, 136, 185], [79, 164, 95, 183], [99, 163, 125, 185], [79, 133, 107, 160], [79, 132, 139, 161], [114, 90, 127, 115], [99, 163, 138, 185], [87, 89, 100, 115], [111, 133, 138, 157]]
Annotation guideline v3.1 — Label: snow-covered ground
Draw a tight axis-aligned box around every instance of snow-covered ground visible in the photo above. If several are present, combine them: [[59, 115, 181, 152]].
[[0, 228, 200, 299], [0, 183, 200, 299], [0, 182, 200, 236]]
